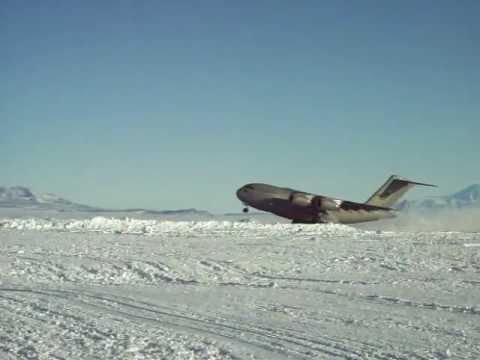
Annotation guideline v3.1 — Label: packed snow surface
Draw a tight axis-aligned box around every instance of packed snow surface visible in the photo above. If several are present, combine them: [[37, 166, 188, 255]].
[[1, 217, 479, 359]]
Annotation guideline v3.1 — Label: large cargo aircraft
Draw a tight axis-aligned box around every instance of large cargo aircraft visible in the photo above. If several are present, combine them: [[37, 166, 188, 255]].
[[236, 175, 436, 224]]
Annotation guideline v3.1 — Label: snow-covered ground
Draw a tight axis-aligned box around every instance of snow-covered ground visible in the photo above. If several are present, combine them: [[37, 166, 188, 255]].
[[1, 216, 479, 359]]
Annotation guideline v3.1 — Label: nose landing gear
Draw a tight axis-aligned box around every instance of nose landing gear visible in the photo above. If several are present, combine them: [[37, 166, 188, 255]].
[[242, 207, 249, 213]]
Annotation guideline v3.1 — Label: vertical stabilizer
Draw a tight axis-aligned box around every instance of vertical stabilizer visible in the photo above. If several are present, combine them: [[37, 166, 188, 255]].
[[366, 175, 436, 208]]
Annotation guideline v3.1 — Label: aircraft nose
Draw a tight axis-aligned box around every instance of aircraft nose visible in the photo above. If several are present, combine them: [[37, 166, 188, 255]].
[[236, 186, 247, 202], [236, 184, 254, 203]]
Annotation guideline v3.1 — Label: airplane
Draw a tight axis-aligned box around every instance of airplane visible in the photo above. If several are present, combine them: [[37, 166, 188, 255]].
[[236, 175, 436, 224]]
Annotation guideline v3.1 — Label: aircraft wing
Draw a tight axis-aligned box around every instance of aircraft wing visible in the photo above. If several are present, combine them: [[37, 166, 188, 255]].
[[339, 200, 394, 212]]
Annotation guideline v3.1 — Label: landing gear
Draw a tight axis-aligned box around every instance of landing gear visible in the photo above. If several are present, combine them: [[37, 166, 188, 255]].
[[242, 207, 249, 213]]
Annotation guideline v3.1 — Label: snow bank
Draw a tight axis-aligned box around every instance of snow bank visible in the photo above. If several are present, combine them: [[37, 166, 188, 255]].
[[0, 216, 361, 237]]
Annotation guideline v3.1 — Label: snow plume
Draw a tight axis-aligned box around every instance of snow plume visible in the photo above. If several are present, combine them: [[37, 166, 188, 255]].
[[363, 207, 480, 232]]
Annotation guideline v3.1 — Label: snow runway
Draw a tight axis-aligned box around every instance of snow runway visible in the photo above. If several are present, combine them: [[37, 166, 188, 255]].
[[1, 217, 479, 359]]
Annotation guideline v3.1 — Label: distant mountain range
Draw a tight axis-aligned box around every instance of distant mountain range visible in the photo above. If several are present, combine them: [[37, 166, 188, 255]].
[[0, 186, 210, 215], [397, 184, 480, 211], [1, 184, 479, 216]]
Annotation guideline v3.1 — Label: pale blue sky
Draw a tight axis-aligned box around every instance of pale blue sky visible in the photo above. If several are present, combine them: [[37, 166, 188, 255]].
[[2, 1, 479, 212]]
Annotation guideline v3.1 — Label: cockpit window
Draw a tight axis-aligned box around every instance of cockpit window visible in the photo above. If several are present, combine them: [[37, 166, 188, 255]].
[[245, 185, 255, 190]]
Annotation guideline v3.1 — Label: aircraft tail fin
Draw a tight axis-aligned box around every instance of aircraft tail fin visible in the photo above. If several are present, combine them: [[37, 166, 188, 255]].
[[365, 175, 436, 208]]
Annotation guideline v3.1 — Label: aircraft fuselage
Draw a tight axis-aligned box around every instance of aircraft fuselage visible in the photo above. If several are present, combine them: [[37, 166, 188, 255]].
[[236, 183, 395, 224]]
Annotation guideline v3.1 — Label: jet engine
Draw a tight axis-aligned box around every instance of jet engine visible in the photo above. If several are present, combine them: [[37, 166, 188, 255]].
[[289, 192, 315, 207], [289, 193, 341, 211], [312, 196, 342, 211]]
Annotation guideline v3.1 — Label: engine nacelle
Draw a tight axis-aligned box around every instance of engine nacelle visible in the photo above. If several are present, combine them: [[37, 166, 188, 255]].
[[289, 193, 341, 212], [312, 196, 342, 211], [289, 192, 315, 207]]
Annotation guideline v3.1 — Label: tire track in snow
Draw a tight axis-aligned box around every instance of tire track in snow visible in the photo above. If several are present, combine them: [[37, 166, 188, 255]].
[[0, 286, 432, 360], [201, 259, 480, 317], [0, 286, 238, 360], [54, 289, 405, 360]]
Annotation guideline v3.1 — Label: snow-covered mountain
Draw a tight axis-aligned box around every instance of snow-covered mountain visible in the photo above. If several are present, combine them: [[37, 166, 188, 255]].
[[0, 186, 96, 211], [0, 186, 35, 202], [397, 184, 480, 211], [0, 186, 210, 215]]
